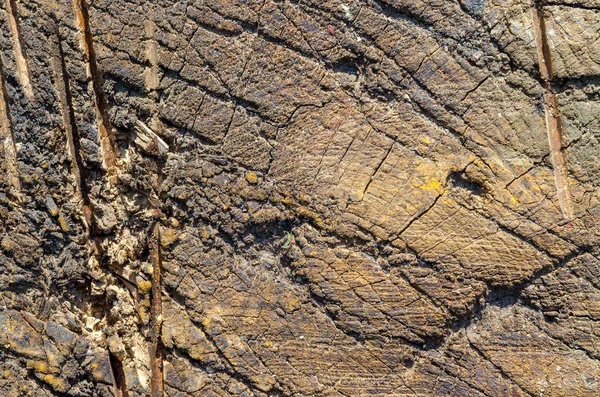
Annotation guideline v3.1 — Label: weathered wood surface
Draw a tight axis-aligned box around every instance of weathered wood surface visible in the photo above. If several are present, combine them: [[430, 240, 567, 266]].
[[1, 0, 600, 395]]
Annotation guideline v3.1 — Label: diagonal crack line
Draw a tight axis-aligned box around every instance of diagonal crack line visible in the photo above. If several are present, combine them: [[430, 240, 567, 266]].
[[530, 313, 600, 362], [452, 197, 568, 264], [395, 193, 444, 239], [359, 142, 395, 201], [465, 334, 536, 397], [460, 75, 490, 102], [165, 344, 289, 397], [504, 154, 549, 189], [429, 360, 494, 397]]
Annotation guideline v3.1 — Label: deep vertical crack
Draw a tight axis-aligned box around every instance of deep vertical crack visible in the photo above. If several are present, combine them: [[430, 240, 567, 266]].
[[150, 224, 164, 397], [531, 1, 573, 220], [0, 56, 21, 197], [73, 0, 118, 176], [50, 32, 91, 214], [109, 352, 129, 397], [4, 0, 33, 99]]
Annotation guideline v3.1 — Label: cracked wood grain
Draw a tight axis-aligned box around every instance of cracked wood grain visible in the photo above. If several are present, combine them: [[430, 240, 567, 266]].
[[2, 0, 600, 395], [531, 1, 574, 220]]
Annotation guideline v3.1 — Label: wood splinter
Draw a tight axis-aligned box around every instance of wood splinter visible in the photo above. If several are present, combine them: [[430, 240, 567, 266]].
[[134, 120, 169, 156]]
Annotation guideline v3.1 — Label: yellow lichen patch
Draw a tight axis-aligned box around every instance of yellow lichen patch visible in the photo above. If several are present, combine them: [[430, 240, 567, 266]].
[[160, 228, 179, 247], [245, 171, 259, 184], [45, 349, 62, 368], [251, 373, 277, 392], [413, 162, 452, 195], [138, 280, 152, 294], [200, 227, 211, 239], [47, 203, 59, 217], [43, 374, 69, 393], [284, 298, 302, 313], [26, 360, 51, 374], [282, 195, 293, 206], [176, 190, 190, 200], [202, 306, 223, 327], [58, 216, 70, 232], [418, 178, 445, 195], [296, 207, 324, 225], [218, 268, 230, 279], [298, 193, 311, 203], [107, 336, 126, 361], [422, 136, 431, 145], [472, 157, 487, 169], [138, 302, 150, 324]]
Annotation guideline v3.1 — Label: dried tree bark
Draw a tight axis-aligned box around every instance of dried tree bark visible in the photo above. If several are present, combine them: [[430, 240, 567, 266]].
[[1, 0, 600, 396]]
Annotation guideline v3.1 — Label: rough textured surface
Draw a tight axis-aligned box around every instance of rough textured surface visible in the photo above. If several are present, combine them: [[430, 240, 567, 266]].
[[1, 0, 600, 395]]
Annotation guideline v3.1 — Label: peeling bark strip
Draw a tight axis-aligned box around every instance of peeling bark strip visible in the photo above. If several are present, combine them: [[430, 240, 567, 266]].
[[531, 2, 573, 220], [72, 0, 118, 176], [4, 0, 33, 99], [0, 58, 21, 194], [150, 224, 164, 397]]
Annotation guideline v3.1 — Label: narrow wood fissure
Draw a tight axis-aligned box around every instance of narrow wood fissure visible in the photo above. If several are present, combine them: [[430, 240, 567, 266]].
[[531, 1, 573, 220], [150, 223, 164, 397], [0, 56, 22, 196], [73, 0, 118, 176], [4, 0, 33, 99], [49, 30, 101, 247], [50, 32, 90, 209], [109, 352, 129, 397]]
